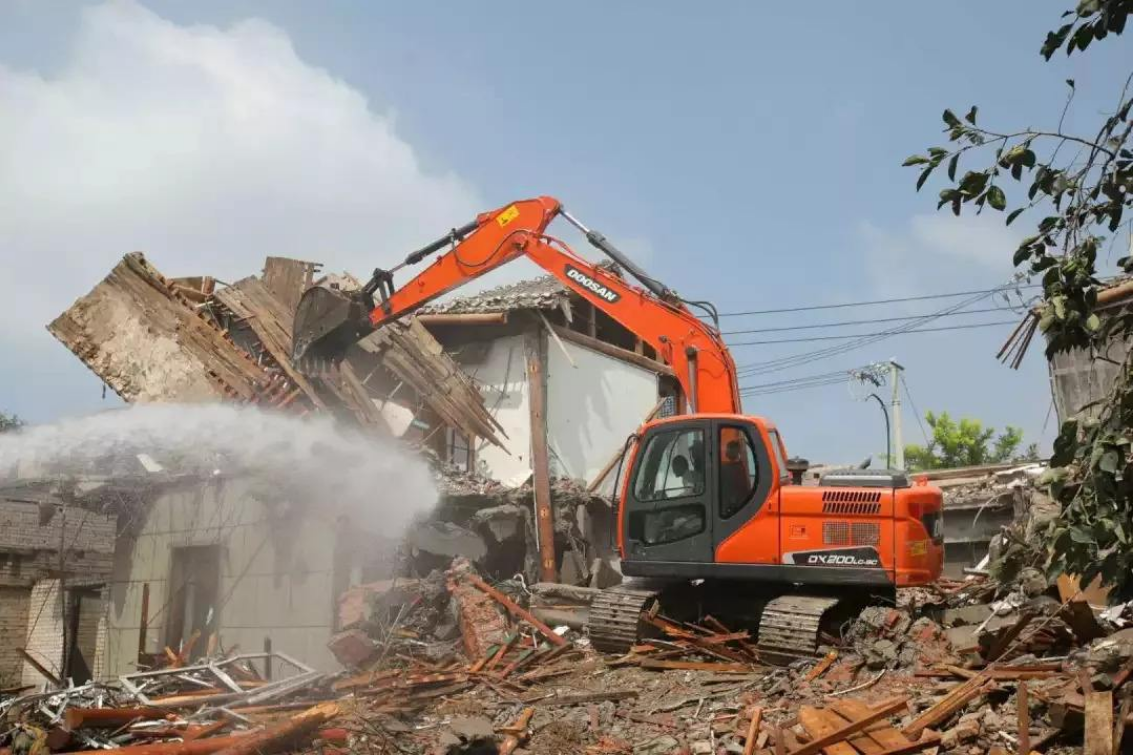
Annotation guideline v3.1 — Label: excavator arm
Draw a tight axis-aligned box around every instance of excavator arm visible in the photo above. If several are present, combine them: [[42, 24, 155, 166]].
[[293, 196, 741, 414]]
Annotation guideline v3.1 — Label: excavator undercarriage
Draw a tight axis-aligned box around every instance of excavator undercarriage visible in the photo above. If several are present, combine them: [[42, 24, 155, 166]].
[[588, 580, 891, 663]]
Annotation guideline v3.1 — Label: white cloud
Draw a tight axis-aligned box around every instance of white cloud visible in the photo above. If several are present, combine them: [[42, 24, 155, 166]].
[[0, 0, 482, 344], [858, 212, 1025, 298], [908, 213, 1022, 270]]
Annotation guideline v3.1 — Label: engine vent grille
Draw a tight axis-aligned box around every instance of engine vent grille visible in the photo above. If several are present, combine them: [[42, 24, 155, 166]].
[[823, 522, 850, 546], [852, 522, 881, 546], [821, 489, 882, 514], [823, 521, 881, 547]]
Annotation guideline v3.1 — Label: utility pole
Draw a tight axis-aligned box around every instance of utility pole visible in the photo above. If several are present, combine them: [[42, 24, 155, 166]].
[[889, 359, 905, 470]]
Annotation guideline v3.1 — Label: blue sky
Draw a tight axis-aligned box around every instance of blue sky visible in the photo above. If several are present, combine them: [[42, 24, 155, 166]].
[[0, 1, 1127, 462]]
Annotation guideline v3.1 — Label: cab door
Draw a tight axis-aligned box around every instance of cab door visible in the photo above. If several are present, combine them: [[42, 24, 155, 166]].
[[712, 419, 780, 564], [623, 420, 716, 564]]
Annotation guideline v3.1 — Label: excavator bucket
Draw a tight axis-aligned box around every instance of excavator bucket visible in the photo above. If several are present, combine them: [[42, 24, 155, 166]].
[[291, 285, 375, 367]]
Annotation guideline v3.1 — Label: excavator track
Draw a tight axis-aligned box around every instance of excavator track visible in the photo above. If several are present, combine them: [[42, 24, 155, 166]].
[[587, 583, 660, 654], [756, 595, 841, 659]]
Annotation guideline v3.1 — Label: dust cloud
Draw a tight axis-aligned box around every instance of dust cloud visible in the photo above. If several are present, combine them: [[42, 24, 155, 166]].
[[0, 404, 438, 533]]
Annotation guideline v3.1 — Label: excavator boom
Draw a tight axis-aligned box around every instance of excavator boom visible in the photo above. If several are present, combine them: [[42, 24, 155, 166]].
[[293, 196, 742, 414]]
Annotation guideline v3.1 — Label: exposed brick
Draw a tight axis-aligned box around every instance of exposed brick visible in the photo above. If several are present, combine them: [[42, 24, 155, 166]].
[[22, 579, 64, 687]]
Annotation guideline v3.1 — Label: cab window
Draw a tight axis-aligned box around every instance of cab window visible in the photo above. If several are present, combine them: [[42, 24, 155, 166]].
[[719, 426, 758, 518], [769, 429, 789, 481], [633, 428, 706, 502]]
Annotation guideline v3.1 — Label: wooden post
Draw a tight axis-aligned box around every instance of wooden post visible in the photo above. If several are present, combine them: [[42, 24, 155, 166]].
[[526, 328, 558, 583], [1017, 682, 1030, 755]]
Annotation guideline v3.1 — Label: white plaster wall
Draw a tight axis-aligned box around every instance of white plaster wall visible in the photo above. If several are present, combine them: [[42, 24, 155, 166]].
[[464, 333, 534, 486], [546, 339, 659, 490], [102, 477, 340, 676]]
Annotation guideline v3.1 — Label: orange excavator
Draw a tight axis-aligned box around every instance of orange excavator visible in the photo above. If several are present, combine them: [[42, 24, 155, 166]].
[[293, 196, 944, 658]]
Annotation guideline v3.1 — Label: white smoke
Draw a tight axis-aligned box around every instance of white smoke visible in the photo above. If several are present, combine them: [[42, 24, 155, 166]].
[[0, 404, 438, 534]]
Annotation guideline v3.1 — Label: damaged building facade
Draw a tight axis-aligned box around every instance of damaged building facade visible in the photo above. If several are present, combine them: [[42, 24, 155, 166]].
[[1, 252, 645, 683]]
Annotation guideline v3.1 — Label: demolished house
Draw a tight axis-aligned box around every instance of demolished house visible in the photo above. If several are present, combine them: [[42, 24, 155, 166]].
[[7, 253, 1133, 754], [1, 253, 627, 686]]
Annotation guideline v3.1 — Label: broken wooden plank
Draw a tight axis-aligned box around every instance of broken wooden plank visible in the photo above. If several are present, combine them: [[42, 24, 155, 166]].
[[804, 651, 838, 682], [901, 675, 990, 738], [262, 257, 317, 317], [498, 707, 535, 755], [798, 707, 857, 755], [1084, 690, 1114, 755], [789, 698, 908, 755], [212, 276, 327, 411], [742, 707, 763, 755], [829, 700, 912, 752]]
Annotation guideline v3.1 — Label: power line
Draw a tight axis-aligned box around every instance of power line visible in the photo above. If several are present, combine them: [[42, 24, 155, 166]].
[[720, 306, 1020, 335], [734, 285, 1013, 377], [729, 320, 1017, 346], [901, 374, 930, 446], [716, 284, 1039, 318], [739, 363, 887, 397]]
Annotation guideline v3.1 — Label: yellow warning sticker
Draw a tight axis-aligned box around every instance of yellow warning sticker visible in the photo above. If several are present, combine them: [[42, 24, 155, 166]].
[[909, 540, 927, 557], [496, 204, 520, 228]]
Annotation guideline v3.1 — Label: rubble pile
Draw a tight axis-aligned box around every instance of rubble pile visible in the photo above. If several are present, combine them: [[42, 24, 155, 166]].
[[6, 537, 1133, 753]]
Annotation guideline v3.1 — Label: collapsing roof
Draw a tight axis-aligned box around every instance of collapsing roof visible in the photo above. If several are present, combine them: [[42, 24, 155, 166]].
[[48, 253, 504, 448]]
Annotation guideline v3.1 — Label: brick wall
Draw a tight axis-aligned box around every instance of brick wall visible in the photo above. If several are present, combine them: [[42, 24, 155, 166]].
[[0, 586, 29, 685], [21, 579, 63, 687]]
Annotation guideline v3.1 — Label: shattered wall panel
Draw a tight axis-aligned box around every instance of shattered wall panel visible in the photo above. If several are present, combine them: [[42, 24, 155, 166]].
[[48, 254, 271, 402], [445, 333, 532, 485]]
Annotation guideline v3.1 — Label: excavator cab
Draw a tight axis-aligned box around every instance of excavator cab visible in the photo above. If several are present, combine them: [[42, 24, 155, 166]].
[[619, 414, 781, 574], [590, 413, 945, 657]]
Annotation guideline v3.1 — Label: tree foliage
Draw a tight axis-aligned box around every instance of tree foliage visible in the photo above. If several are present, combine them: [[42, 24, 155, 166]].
[[0, 411, 23, 433], [904, 411, 1024, 471], [906, 0, 1133, 598]]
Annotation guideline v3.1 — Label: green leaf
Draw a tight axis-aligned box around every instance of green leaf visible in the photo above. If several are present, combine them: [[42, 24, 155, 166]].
[[947, 154, 959, 181], [1041, 23, 1074, 60], [1006, 208, 1025, 226], [959, 170, 988, 195], [942, 109, 961, 128], [903, 154, 929, 167], [965, 106, 978, 125], [1074, 23, 1094, 51], [916, 165, 934, 191], [987, 185, 1007, 211], [1086, 313, 1101, 332], [1019, 149, 1036, 168]]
